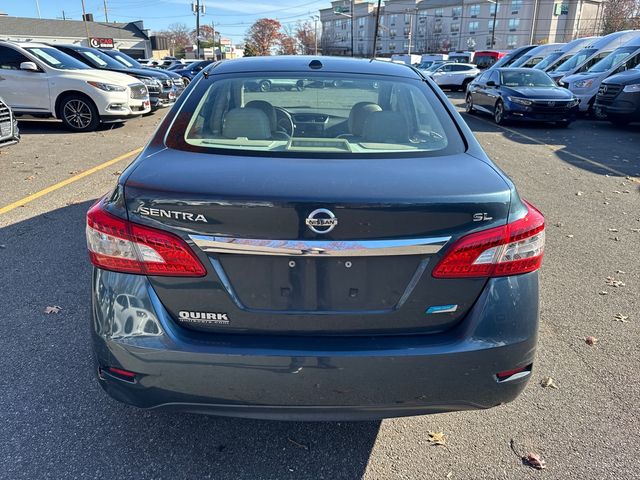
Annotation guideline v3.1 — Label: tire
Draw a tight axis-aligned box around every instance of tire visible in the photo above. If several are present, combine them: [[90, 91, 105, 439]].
[[493, 100, 506, 125], [259, 80, 271, 92], [462, 78, 472, 92], [58, 94, 100, 132], [182, 76, 190, 86], [296, 80, 305, 91], [465, 94, 475, 114]]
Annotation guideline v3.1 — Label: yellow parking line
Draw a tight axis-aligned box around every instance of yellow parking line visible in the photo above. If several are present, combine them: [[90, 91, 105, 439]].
[[464, 113, 640, 184], [0, 147, 143, 215]]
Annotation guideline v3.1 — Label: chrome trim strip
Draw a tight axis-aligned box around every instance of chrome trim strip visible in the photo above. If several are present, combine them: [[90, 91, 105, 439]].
[[190, 235, 450, 257]]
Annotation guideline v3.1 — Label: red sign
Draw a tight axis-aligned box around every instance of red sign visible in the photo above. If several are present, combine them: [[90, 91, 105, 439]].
[[89, 37, 114, 48]]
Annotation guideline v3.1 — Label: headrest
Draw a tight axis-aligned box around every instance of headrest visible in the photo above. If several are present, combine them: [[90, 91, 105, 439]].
[[222, 108, 272, 140], [348, 102, 383, 136], [245, 100, 278, 132], [362, 111, 409, 143]]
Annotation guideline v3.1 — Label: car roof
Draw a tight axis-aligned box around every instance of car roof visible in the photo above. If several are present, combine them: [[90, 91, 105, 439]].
[[439, 62, 477, 67], [495, 67, 547, 72], [0, 40, 51, 48], [210, 55, 422, 78]]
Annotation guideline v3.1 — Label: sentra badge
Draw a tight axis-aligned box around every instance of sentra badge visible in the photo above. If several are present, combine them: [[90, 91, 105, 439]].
[[138, 206, 208, 223]]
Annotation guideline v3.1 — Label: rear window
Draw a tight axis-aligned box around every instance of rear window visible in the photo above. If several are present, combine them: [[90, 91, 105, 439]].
[[167, 73, 465, 158]]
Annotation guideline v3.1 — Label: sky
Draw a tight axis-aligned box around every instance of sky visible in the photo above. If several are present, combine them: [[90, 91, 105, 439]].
[[3, 0, 328, 43]]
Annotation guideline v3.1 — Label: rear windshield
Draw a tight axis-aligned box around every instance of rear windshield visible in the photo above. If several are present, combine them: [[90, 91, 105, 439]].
[[167, 73, 465, 158]]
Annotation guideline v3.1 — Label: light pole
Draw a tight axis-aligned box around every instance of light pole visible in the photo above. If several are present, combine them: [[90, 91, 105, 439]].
[[312, 15, 319, 55], [488, 0, 498, 48]]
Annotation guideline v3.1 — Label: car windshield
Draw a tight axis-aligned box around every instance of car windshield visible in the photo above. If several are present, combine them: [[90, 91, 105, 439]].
[[551, 48, 597, 72], [501, 70, 556, 87], [79, 49, 124, 69], [110, 52, 143, 68], [25, 47, 90, 70], [588, 46, 637, 73], [533, 52, 563, 70], [171, 73, 463, 157]]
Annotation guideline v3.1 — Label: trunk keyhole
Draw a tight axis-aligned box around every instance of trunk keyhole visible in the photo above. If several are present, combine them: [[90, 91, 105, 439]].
[[345, 261, 352, 268], [288, 260, 296, 268]]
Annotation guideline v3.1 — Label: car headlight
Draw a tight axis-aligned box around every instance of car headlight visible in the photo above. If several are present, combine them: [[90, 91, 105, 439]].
[[567, 98, 579, 107], [507, 96, 533, 106], [623, 83, 640, 93], [140, 77, 159, 86], [87, 81, 126, 92], [574, 79, 593, 88]]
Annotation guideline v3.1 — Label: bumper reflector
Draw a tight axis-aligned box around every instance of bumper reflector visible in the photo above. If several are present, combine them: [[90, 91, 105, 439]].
[[496, 364, 532, 382], [104, 366, 137, 382]]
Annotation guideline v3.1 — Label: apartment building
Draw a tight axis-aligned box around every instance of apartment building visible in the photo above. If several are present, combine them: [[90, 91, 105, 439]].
[[320, 0, 604, 56]]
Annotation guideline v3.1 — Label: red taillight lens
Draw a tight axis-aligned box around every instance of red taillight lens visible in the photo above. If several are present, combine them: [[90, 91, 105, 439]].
[[433, 201, 545, 279], [86, 201, 206, 277]]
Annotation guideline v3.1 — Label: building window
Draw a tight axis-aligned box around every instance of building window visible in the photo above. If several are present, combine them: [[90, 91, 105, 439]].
[[358, 43, 364, 53], [507, 35, 518, 47], [490, 3, 500, 15], [451, 23, 460, 33], [418, 13, 427, 23], [508, 18, 520, 30], [488, 19, 500, 30], [390, 29, 397, 38], [334, 20, 341, 28], [452, 6, 462, 18], [403, 40, 410, 50], [404, 26, 410, 35], [511, 0, 522, 13], [359, 30, 365, 40], [389, 42, 396, 50], [435, 8, 444, 17], [554, 3, 569, 15], [469, 4, 480, 17], [405, 13, 412, 24], [390, 14, 397, 25], [358, 17, 366, 28], [434, 23, 443, 34], [468, 21, 479, 33]]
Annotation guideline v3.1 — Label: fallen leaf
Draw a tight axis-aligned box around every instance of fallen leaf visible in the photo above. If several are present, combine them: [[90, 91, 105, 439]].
[[427, 431, 446, 446], [69, 170, 79, 175], [575, 191, 583, 196], [614, 314, 629, 323], [605, 277, 625, 287], [540, 377, 558, 389], [287, 437, 309, 450], [554, 222, 564, 227], [598, 291, 608, 295], [566, 234, 574, 238], [524, 452, 546, 470], [631, 228, 640, 233], [611, 237, 620, 241], [44, 306, 62, 314], [585, 336, 598, 346], [616, 270, 626, 274], [446, 472, 453, 479], [607, 228, 619, 232]]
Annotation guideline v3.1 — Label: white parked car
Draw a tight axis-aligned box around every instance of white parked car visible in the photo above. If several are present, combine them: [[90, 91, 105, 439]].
[[0, 41, 150, 131], [423, 62, 481, 91]]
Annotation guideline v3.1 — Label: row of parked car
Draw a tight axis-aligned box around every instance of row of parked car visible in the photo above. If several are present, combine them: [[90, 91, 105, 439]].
[[419, 30, 640, 127], [0, 40, 205, 134]]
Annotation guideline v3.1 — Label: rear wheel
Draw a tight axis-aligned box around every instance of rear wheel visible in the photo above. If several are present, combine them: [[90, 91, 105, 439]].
[[465, 94, 475, 114], [462, 78, 473, 92], [59, 94, 100, 132], [182, 77, 190, 86], [493, 100, 506, 125]]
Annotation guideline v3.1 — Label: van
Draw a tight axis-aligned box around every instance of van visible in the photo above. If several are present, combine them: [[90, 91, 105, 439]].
[[509, 43, 564, 68], [594, 64, 640, 126], [562, 35, 640, 113], [547, 30, 640, 83], [533, 37, 599, 72]]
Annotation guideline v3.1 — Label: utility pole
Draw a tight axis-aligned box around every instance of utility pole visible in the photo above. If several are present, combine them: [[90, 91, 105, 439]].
[[372, 0, 382, 58], [406, 8, 417, 55], [192, 0, 205, 59], [80, 0, 91, 45], [62, 10, 66, 20], [103, 0, 109, 22], [529, 0, 540, 44], [350, 0, 354, 56]]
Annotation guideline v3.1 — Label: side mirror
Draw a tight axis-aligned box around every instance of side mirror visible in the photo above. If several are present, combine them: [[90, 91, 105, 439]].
[[20, 61, 39, 72], [486, 80, 497, 87]]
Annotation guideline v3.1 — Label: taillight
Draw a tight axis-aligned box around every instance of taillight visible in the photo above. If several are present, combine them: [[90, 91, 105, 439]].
[[433, 201, 544, 278], [86, 201, 206, 277]]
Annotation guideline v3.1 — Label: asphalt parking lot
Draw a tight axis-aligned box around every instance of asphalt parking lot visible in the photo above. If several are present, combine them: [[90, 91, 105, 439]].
[[1, 94, 639, 479]]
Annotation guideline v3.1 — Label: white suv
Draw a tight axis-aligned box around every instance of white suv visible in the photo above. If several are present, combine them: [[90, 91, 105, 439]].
[[423, 62, 481, 91], [0, 41, 150, 131]]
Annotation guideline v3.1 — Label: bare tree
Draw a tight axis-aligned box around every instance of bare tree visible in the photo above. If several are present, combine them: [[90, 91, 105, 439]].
[[601, 0, 640, 34], [158, 23, 191, 55], [295, 21, 317, 55], [245, 18, 282, 56]]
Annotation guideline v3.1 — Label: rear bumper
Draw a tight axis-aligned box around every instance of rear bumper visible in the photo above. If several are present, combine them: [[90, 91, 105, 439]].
[[91, 269, 539, 420]]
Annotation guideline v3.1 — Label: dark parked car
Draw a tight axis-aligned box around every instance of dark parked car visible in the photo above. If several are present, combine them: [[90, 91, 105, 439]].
[[487, 45, 536, 70], [100, 49, 185, 97], [0, 97, 19, 148], [51, 45, 176, 110], [594, 65, 640, 126], [87, 56, 545, 421], [466, 68, 579, 126], [169, 60, 214, 84]]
